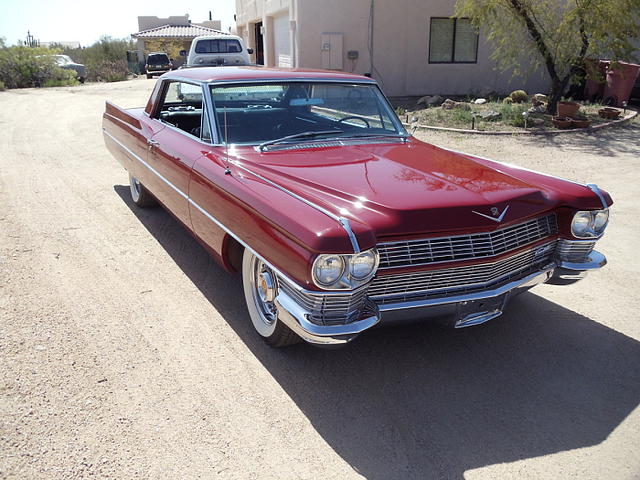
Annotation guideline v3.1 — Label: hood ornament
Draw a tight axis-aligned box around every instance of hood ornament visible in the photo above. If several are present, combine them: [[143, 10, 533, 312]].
[[473, 205, 509, 223]]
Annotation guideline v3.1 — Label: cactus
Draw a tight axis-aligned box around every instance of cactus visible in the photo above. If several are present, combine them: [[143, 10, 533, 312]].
[[509, 90, 529, 103]]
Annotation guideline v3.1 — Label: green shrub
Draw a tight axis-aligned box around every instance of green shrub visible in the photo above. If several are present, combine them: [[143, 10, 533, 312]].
[[0, 80, 5, 90], [500, 103, 528, 127], [60, 36, 133, 82], [503, 97, 513, 104], [0, 45, 71, 88], [42, 68, 78, 87], [395, 106, 406, 116], [509, 90, 529, 103]]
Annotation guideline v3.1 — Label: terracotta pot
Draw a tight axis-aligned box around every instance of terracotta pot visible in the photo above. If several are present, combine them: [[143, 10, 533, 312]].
[[552, 116, 573, 129], [557, 101, 581, 118], [571, 118, 591, 128], [598, 108, 621, 119]]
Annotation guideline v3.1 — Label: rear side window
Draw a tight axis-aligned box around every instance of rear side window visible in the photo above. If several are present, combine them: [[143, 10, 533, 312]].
[[148, 54, 169, 64], [195, 39, 242, 54]]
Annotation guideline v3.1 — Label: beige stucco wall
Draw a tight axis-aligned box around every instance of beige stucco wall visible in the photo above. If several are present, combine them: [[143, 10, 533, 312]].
[[235, 0, 549, 97]]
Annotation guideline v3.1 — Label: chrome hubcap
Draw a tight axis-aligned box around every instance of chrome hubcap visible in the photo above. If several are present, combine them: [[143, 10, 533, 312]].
[[252, 260, 277, 326]]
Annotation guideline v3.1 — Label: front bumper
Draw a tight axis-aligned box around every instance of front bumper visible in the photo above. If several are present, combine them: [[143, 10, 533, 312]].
[[274, 250, 607, 346]]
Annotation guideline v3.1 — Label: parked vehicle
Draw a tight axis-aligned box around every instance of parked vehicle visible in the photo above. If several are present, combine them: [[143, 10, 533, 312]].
[[185, 34, 252, 67], [53, 54, 86, 83], [145, 52, 173, 79], [102, 67, 612, 347]]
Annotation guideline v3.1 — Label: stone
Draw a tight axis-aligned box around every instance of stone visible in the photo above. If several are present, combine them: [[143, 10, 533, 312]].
[[530, 117, 545, 126], [534, 94, 548, 103], [528, 104, 546, 114], [442, 99, 471, 110], [417, 95, 444, 107], [479, 110, 501, 121], [474, 98, 487, 104]]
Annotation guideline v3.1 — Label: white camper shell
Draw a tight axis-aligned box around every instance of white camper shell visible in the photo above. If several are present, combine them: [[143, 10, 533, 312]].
[[186, 34, 252, 67]]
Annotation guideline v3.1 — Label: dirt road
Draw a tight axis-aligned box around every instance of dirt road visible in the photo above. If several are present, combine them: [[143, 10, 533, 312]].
[[1, 80, 639, 479]]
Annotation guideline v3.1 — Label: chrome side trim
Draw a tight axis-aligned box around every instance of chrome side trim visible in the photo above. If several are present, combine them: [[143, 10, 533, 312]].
[[103, 129, 188, 200], [103, 128, 296, 287], [586, 184, 609, 209], [229, 160, 361, 253]]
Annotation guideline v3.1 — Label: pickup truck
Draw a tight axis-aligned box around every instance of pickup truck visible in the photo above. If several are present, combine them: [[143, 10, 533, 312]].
[[102, 66, 612, 347]]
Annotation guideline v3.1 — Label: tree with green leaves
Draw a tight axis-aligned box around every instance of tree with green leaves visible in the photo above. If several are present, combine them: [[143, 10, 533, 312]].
[[455, 0, 640, 113]]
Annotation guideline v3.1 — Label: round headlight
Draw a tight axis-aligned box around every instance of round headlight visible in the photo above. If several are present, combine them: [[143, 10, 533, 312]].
[[313, 255, 345, 286], [593, 209, 609, 232], [571, 211, 592, 237], [350, 250, 378, 279]]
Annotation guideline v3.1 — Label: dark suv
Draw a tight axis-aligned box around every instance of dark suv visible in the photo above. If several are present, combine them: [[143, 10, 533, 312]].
[[145, 52, 173, 79]]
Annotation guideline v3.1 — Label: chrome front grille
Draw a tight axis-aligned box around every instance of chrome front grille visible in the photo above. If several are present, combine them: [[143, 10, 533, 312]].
[[369, 242, 556, 305], [556, 239, 596, 263], [277, 279, 369, 326], [377, 214, 558, 270]]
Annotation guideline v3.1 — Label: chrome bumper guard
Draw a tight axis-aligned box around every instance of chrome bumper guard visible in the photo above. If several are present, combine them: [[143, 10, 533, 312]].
[[275, 250, 606, 345]]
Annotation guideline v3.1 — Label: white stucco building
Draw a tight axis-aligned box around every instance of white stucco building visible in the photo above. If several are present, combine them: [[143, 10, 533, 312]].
[[235, 0, 548, 97]]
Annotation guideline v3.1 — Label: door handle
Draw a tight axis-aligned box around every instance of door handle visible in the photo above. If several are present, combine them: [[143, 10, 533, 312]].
[[147, 139, 159, 150]]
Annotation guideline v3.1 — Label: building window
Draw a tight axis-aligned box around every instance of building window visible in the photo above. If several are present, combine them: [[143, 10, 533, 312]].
[[429, 18, 478, 63]]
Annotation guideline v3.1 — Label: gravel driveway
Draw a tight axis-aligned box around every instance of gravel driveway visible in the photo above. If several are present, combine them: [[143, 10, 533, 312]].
[[1, 80, 639, 479]]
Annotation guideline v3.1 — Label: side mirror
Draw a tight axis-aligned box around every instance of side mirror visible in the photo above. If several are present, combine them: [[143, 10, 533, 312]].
[[247, 48, 254, 55], [179, 50, 187, 57]]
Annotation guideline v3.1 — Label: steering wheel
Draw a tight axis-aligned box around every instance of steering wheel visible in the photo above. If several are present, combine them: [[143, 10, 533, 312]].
[[337, 116, 371, 128]]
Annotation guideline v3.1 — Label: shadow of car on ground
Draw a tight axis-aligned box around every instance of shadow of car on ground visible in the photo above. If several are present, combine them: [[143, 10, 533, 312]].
[[114, 185, 640, 479]]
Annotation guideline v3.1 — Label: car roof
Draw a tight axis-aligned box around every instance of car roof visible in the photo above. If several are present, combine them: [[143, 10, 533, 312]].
[[193, 34, 242, 41], [165, 66, 376, 84]]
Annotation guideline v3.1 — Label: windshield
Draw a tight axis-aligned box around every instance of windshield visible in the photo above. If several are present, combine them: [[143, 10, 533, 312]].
[[209, 82, 405, 145], [55, 55, 73, 65]]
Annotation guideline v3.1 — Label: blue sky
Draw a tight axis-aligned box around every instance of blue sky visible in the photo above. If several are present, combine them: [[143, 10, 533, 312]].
[[0, 0, 236, 46]]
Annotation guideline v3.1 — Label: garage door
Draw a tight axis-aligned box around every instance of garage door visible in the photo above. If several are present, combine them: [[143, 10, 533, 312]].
[[273, 13, 291, 67]]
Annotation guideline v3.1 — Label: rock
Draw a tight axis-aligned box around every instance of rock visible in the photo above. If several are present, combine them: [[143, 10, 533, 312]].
[[442, 99, 471, 110], [474, 98, 487, 104], [417, 95, 444, 107], [410, 116, 418, 123], [530, 117, 545, 126], [534, 94, 548, 103], [528, 104, 546, 114], [479, 110, 501, 121]]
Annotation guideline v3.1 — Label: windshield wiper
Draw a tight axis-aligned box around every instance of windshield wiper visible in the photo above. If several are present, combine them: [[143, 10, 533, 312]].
[[258, 130, 343, 151], [336, 132, 406, 140]]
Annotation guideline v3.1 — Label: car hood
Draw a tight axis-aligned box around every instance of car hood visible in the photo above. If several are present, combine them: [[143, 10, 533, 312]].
[[230, 139, 600, 242]]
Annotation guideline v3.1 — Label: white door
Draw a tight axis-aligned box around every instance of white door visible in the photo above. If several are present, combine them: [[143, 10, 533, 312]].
[[273, 13, 291, 67]]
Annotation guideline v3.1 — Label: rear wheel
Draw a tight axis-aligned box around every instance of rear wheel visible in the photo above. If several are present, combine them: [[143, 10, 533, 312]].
[[242, 250, 300, 347], [129, 174, 157, 208]]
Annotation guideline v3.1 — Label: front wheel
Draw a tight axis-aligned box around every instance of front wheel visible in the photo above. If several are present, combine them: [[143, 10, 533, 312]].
[[242, 250, 300, 347], [129, 174, 157, 208]]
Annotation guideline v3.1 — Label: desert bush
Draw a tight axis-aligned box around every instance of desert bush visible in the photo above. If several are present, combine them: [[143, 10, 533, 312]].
[[509, 90, 529, 103], [499, 103, 528, 127], [60, 36, 133, 82], [0, 45, 76, 88]]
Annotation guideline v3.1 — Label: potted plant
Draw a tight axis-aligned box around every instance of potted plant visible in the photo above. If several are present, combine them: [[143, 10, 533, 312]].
[[598, 107, 621, 119], [552, 116, 573, 129], [557, 100, 581, 118]]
